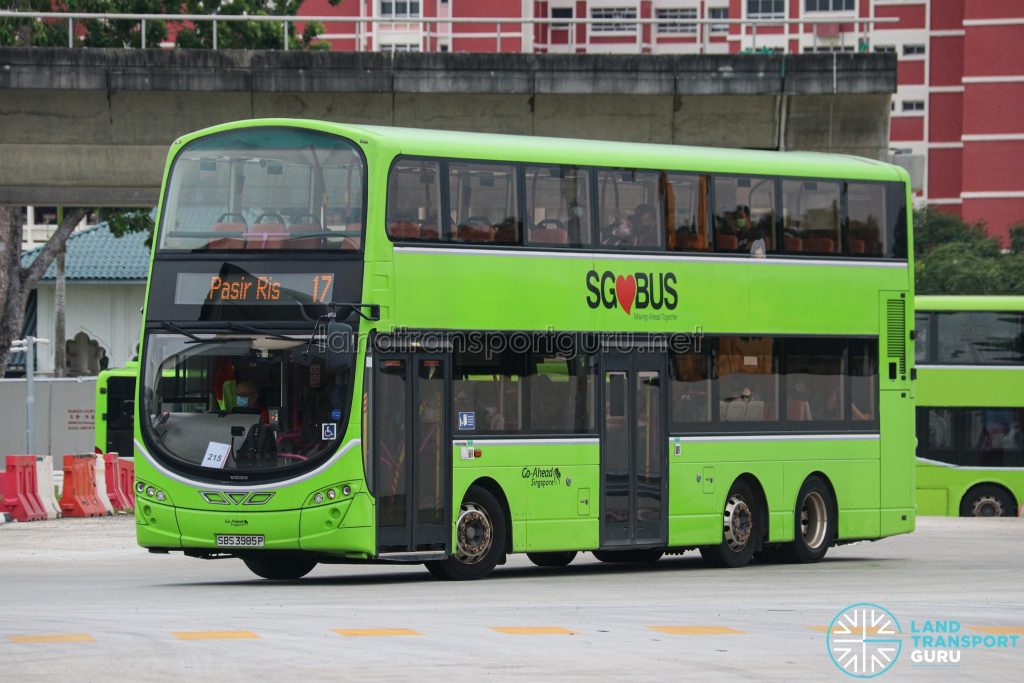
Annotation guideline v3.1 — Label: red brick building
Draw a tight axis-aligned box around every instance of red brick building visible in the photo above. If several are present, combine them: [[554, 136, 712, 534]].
[[300, 0, 1024, 243]]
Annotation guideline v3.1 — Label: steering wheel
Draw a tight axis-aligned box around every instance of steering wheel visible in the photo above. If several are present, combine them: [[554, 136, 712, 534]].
[[289, 212, 321, 227], [216, 212, 248, 227], [254, 212, 286, 225], [535, 218, 565, 230]]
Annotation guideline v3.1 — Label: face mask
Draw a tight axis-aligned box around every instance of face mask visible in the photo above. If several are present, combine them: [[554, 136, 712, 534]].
[[236, 396, 249, 408], [737, 218, 749, 229]]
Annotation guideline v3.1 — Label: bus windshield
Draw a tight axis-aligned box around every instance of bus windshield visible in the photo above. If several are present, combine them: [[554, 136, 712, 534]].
[[158, 127, 365, 252], [141, 333, 353, 477]]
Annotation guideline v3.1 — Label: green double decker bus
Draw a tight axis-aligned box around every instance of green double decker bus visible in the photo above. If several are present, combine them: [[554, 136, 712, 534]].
[[915, 296, 1024, 517], [134, 120, 916, 580]]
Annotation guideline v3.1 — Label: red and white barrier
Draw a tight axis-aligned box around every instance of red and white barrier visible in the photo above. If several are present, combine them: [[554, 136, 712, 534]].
[[93, 454, 115, 515], [102, 453, 134, 512], [34, 455, 60, 519], [1, 455, 48, 522], [59, 454, 107, 518]]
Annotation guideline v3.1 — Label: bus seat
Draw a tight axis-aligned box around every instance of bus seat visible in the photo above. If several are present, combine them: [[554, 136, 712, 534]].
[[723, 401, 746, 422], [247, 222, 286, 250], [784, 236, 803, 252], [389, 221, 421, 239], [744, 400, 765, 421], [676, 232, 704, 251], [716, 234, 739, 250], [457, 224, 495, 242], [287, 223, 322, 250], [494, 224, 518, 244], [528, 227, 569, 245], [803, 237, 836, 253], [848, 238, 865, 254], [340, 237, 360, 250], [209, 222, 246, 250], [419, 222, 440, 239], [787, 399, 814, 421]]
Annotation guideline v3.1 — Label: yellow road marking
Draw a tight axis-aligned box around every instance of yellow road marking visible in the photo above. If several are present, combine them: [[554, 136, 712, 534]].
[[807, 625, 894, 635], [332, 628, 421, 637], [650, 626, 746, 635], [491, 626, 574, 635], [966, 626, 1024, 635], [171, 630, 260, 641], [8, 634, 96, 644]]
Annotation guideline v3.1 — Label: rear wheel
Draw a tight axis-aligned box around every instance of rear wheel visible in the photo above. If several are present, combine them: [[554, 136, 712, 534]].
[[778, 476, 836, 564], [592, 549, 663, 563], [425, 485, 506, 581], [242, 552, 317, 580], [700, 479, 762, 568], [527, 551, 577, 568], [960, 485, 1016, 517]]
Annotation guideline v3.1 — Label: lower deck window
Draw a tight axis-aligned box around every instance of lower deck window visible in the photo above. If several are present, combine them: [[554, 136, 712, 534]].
[[917, 407, 1024, 468]]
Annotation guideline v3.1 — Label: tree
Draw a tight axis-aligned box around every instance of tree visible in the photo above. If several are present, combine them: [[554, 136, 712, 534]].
[[0, 207, 86, 377], [913, 209, 1024, 295]]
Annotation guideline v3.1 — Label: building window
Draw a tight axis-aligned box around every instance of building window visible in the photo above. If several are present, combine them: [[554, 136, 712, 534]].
[[804, 45, 855, 53], [747, 0, 784, 19], [709, 7, 729, 33], [380, 0, 421, 19], [591, 7, 637, 32], [902, 100, 925, 112], [903, 44, 925, 56], [655, 8, 698, 34], [380, 43, 420, 53], [875, 45, 895, 53], [805, 0, 854, 11], [551, 7, 573, 29]]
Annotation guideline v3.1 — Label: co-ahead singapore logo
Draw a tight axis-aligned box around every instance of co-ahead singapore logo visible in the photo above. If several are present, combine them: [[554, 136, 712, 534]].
[[827, 603, 903, 678]]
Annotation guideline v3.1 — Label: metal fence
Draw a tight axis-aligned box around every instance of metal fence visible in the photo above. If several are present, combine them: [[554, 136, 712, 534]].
[[0, 10, 897, 53]]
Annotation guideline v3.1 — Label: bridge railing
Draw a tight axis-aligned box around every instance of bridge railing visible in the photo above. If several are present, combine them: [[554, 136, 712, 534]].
[[0, 10, 897, 54]]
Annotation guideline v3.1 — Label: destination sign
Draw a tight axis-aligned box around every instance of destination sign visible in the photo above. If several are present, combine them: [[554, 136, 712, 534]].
[[175, 272, 334, 306]]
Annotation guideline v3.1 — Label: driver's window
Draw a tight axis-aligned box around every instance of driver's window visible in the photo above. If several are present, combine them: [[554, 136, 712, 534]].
[[524, 165, 593, 247]]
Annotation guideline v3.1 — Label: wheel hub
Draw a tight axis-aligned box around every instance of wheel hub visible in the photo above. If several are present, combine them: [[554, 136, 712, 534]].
[[800, 491, 828, 550], [723, 495, 753, 552], [455, 503, 492, 564], [972, 496, 1003, 517]]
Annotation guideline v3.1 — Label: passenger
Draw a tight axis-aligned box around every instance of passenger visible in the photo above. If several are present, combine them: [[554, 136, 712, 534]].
[[631, 204, 658, 247], [603, 211, 635, 247]]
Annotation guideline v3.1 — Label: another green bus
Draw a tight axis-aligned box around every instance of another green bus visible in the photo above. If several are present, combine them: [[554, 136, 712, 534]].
[[134, 120, 916, 580], [915, 296, 1024, 517], [95, 362, 138, 459]]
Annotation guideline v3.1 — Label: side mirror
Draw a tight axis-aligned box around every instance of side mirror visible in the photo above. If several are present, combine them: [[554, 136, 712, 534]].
[[326, 321, 355, 372]]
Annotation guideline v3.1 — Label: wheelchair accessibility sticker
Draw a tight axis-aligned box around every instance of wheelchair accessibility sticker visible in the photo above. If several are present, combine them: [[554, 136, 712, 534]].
[[322, 423, 337, 440]]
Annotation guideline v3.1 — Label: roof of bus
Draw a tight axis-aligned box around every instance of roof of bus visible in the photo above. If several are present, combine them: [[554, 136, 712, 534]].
[[916, 295, 1024, 311], [179, 119, 909, 184]]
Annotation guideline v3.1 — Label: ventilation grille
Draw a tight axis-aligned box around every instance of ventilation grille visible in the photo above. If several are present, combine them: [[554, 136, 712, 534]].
[[887, 298, 907, 375]]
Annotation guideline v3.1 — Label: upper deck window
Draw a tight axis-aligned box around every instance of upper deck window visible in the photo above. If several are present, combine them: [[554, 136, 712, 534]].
[[712, 176, 777, 255], [933, 311, 1024, 365], [159, 127, 365, 252]]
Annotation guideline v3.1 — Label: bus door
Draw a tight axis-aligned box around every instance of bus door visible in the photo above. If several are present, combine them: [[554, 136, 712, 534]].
[[600, 352, 667, 548], [104, 375, 137, 458], [373, 354, 450, 557]]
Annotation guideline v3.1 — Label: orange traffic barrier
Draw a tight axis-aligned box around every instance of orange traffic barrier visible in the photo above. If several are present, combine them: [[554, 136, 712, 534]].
[[1, 455, 48, 522], [118, 458, 136, 512], [102, 453, 133, 512], [59, 455, 107, 518]]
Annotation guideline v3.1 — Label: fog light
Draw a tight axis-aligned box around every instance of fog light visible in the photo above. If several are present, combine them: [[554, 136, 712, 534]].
[[342, 485, 352, 497], [327, 489, 336, 500], [155, 491, 166, 502], [314, 492, 324, 504], [136, 482, 145, 493], [146, 486, 156, 497]]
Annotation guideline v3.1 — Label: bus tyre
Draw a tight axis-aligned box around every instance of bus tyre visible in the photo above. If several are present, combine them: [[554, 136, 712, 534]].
[[700, 480, 761, 568], [527, 551, 577, 568], [960, 485, 1016, 517], [426, 485, 506, 581], [779, 476, 836, 564], [242, 552, 317, 580], [592, 549, 664, 563]]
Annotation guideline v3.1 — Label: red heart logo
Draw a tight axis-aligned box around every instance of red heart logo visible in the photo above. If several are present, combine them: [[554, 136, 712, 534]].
[[615, 275, 636, 316]]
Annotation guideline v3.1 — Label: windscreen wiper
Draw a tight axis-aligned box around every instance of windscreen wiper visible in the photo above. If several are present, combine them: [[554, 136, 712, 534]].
[[226, 322, 305, 342], [161, 321, 203, 343]]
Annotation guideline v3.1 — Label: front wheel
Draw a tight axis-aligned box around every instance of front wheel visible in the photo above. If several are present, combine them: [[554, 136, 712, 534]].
[[700, 479, 762, 568], [425, 485, 506, 581], [960, 485, 1016, 517], [242, 552, 317, 580], [527, 551, 577, 568]]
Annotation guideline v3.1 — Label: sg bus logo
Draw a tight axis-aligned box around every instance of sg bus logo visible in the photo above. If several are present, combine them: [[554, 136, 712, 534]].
[[827, 603, 903, 678], [585, 270, 678, 316]]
